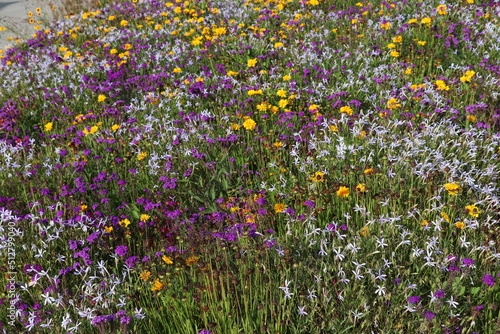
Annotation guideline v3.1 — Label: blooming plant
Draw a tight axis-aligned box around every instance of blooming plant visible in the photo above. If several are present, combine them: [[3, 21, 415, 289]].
[[0, 0, 500, 333]]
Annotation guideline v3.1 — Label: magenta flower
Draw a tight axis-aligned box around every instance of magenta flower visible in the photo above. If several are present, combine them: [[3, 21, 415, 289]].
[[481, 274, 496, 287], [424, 311, 436, 320], [115, 245, 128, 257], [408, 296, 421, 304]]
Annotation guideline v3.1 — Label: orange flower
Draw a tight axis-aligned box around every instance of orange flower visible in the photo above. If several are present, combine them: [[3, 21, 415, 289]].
[[336, 186, 350, 198], [186, 256, 199, 266], [140, 271, 152, 280], [274, 203, 286, 213], [151, 279, 164, 291]]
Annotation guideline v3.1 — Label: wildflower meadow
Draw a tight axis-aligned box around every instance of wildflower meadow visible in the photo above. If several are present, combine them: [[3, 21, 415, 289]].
[[1, 0, 500, 333]]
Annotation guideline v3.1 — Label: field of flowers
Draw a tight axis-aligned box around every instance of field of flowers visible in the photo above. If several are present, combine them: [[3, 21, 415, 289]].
[[0, 0, 499, 333]]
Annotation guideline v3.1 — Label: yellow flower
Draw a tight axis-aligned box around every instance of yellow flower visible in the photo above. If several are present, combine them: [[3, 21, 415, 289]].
[[390, 51, 400, 57], [417, 40, 427, 45], [460, 71, 475, 82], [274, 203, 286, 213], [443, 183, 461, 195], [247, 89, 263, 96], [173, 67, 182, 73], [97, 94, 106, 102], [243, 118, 257, 130], [120, 20, 128, 26], [104, 226, 113, 233], [465, 205, 480, 217], [278, 99, 288, 108], [308, 104, 320, 112], [311, 171, 325, 182], [112, 124, 120, 132], [435, 80, 450, 91], [360, 226, 370, 236], [440, 212, 450, 222], [140, 271, 152, 280], [44, 122, 53, 131], [247, 58, 257, 67], [186, 256, 199, 266], [436, 4, 448, 15], [337, 186, 350, 198], [151, 279, 164, 291], [162, 255, 173, 264], [405, 68, 412, 75], [140, 214, 150, 221], [454, 222, 465, 229], [466, 115, 476, 123], [420, 220, 429, 227], [393, 35, 402, 43], [119, 218, 131, 227], [387, 43, 396, 49], [329, 125, 338, 132], [274, 42, 284, 48], [421, 17, 432, 25], [226, 70, 238, 76], [276, 89, 287, 97], [137, 152, 148, 160], [380, 22, 391, 30], [339, 106, 353, 115], [363, 168, 374, 175], [256, 102, 270, 111], [231, 123, 240, 131], [387, 98, 401, 109], [273, 141, 283, 148], [83, 126, 98, 136], [283, 74, 291, 81], [356, 183, 367, 192]]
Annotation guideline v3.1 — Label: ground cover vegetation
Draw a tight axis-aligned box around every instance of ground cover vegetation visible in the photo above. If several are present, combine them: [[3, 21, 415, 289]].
[[0, 0, 499, 333]]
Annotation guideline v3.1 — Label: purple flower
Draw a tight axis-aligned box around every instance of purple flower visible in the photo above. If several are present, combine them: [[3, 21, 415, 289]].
[[303, 200, 315, 207], [408, 296, 421, 304], [434, 289, 446, 298], [116, 310, 126, 317], [462, 258, 475, 267], [198, 331, 212, 334], [120, 316, 131, 324], [92, 315, 105, 325], [481, 274, 496, 287], [125, 256, 139, 268], [115, 245, 128, 257], [424, 310, 436, 320]]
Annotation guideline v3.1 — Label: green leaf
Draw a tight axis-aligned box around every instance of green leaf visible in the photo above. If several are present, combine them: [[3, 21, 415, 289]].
[[458, 285, 466, 296], [470, 287, 481, 295]]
